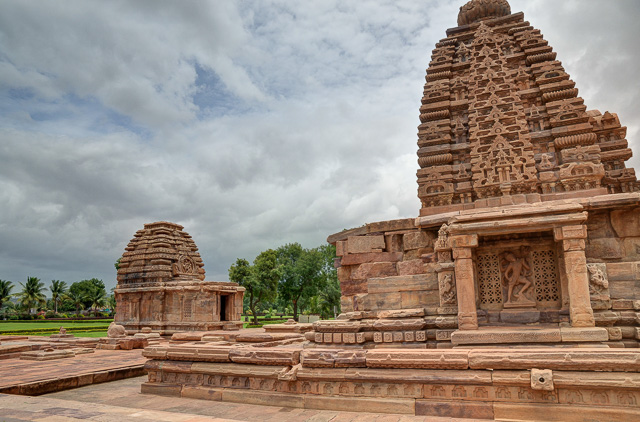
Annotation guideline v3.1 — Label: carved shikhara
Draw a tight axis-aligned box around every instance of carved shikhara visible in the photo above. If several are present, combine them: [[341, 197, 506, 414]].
[[418, 5, 638, 216]]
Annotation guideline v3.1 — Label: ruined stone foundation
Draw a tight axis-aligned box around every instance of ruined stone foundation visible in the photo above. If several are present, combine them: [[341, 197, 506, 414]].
[[140, 1, 640, 419]]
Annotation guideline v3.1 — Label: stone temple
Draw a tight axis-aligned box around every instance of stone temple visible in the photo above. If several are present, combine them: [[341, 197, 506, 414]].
[[140, 1, 640, 419], [115, 221, 244, 334]]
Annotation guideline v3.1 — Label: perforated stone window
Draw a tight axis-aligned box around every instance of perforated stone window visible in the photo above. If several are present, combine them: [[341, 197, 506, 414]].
[[531, 249, 560, 305], [183, 298, 193, 319], [477, 253, 503, 309]]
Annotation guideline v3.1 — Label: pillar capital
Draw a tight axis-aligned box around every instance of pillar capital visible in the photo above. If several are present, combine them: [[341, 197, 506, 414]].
[[554, 225, 587, 241], [449, 234, 478, 249]]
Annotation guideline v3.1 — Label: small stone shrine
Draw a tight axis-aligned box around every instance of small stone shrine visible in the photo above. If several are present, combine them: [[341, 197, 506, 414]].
[[141, 2, 640, 419], [115, 221, 244, 334]]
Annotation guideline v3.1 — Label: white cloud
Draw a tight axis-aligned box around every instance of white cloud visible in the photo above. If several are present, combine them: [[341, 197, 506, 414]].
[[1, 0, 639, 290]]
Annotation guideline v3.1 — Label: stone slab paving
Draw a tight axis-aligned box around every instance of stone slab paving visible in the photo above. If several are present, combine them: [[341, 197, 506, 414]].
[[0, 348, 146, 395], [23, 376, 492, 422]]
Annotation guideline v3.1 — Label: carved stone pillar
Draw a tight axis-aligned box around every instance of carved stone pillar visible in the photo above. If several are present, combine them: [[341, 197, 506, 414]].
[[451, 234, 479, 330], [435, 225, 457, 315], [554, 225, 595, 327]]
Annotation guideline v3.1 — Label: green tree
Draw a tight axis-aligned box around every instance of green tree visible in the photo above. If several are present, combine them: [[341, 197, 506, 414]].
[[229, 249, 281, 325], [0, 280, 13, 305], [114, 257, 121, 270], [0, 280, 14, 318], [307, 244, 341, 319], [65, 289, 87, 316], [69, 279, 106, 309], [87, 288, 107, 315], [276, 243, 324, 321], [16, 277, 47, 313], [49, 280, 67, 314]]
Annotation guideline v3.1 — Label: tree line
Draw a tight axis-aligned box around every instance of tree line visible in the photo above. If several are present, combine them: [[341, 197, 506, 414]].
[[229, 243, 340, 324], [0, 277, 114, 319]]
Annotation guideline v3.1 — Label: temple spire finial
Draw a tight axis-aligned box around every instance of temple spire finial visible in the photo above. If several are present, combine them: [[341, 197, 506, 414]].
[[458, 0, 511, 26]]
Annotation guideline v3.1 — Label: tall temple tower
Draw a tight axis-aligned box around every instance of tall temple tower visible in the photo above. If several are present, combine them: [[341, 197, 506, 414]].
[[417, 0, 638, 216], [321, 0, 640, 347]]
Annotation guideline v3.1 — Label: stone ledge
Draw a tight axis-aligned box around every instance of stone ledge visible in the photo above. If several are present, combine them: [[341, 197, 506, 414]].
[[451, 328, 562, 346]]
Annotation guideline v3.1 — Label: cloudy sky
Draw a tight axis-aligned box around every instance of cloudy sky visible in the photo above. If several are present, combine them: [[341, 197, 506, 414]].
[[1, 0, 639, 291]]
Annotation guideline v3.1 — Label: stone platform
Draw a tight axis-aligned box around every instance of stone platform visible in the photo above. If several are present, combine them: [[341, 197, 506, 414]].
[[0, 348, 147, 395], [3, 376, 482, 422], [141, 342, 640, 421]]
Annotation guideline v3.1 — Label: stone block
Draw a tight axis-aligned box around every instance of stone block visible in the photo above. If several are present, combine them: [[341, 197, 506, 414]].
[[404, 331, 415, 342], [383, 332, 393, 342], [222, 389, 305, 409], [403, 231, 433, 250], [470, 349, 640, 371], [334, 350, 366, 367], [377, 308, 425, 319], [500, 310, 540, 324], [530, 368, 554, 391], [229, 348, 300, 366], [340, 252, 403, 266], [561, 327, 608, 342], [313, 320, 361, 333], [585, 237, 623, 259], [368, 274, 437, 294], [351, 262, 397, 280], [606, 327, 623, 341], [343, 332, 356, 344], [304, 395, 415, 415], [347, 235, 385, 254], [416, 400, 494, 420], [606, 262, 640, 281], [612, 299, 635, 310], [373, 319, 426, 331], [301, 350, 338, 368], [622, 237, 640, 260], [332, 333, 342, 343], [385, 234, 403, 253], [323, 333, 332, 343], [452, 328, 562, 346], [494, 402, 640, 422], [335, 240, 346, 257], [397, 259, 425, 275], [611, 207, 640, 237], [355, 292, 402, 311], [366, 349, 469, 369], [181, 386, 223, 401]]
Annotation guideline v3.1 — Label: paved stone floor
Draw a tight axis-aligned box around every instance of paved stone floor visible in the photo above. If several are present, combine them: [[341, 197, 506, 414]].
[[0, 348, 146, 394], [0, 376, 495, 421]]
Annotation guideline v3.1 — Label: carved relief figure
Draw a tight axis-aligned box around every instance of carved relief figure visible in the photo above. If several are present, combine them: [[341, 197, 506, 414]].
[[587, 264, 609, 295], [500, 247, 535, 305], [440, 273, 457, 305]]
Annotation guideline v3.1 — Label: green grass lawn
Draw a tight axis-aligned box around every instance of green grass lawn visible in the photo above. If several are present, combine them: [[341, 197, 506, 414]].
[[21, 331, 108, 338], [0, 321, 112, 330]]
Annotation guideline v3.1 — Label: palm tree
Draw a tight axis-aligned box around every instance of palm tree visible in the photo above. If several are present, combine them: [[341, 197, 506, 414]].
[[87, 288, 107, 316], [49, 280, 67, 314], [16, 277, 47, 314], [0, 280, 13, 305], [0, 280, 14, 319], [65, 289, 87, 316]]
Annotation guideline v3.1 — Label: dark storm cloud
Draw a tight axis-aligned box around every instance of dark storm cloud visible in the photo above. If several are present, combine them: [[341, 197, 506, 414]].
[[0, 0, 638, 290]]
